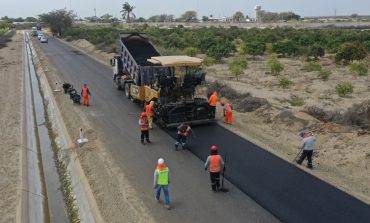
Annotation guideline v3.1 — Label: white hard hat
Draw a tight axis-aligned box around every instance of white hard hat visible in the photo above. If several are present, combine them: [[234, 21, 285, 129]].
[[158, 158, 164, 164]]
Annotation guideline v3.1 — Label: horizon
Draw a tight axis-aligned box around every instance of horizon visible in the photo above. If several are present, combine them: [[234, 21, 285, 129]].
[[1, 0, 370, 19]]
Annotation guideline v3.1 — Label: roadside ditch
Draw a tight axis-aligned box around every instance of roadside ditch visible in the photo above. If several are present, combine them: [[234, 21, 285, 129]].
[[27, 33, 104, 223]]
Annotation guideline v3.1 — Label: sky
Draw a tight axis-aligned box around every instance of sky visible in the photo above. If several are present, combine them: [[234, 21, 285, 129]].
[[1, 0, 370, 19]]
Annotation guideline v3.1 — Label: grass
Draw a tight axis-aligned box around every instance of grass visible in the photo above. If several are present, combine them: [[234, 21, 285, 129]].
[[279, 75, 293, 88], [302, 61, 322, 72], [289, 97, 305, 106]]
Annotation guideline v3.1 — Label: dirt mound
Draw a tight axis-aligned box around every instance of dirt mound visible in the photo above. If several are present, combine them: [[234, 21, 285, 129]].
[[342, 100, 370, 129], [303, 101, 370, 129], [208, 81, 270, 112], [301, 105, 334, 122], [274, 110, 310, 128]]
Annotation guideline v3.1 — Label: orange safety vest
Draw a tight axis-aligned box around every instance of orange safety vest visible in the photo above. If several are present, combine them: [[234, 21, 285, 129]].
[[145, 104, 154, 117], [178, 126, 191, 136], [140, 117, 149, 131], [209, 155, 221, 173], [208, 94, 218, 107], [82, 87, 89, 97]]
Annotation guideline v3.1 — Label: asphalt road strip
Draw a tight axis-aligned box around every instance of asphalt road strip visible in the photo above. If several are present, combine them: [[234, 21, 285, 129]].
[[166, 123, 370, 223]]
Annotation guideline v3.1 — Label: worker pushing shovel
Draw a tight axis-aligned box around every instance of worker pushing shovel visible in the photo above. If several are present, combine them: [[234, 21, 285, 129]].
[[174, 123, 192, 150]]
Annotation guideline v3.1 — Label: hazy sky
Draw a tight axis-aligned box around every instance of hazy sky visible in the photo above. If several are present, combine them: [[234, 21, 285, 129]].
[[1, 0, 370, 19]]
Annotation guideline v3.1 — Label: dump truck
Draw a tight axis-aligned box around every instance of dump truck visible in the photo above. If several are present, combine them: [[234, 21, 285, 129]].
[[110, 32, 214, 127]]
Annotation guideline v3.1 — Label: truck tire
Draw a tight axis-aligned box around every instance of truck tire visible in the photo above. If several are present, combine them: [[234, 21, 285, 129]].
[[124, 82, 131, 99]]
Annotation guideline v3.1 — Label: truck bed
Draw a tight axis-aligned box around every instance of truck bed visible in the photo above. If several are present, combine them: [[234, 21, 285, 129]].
[[121, 35, 160, 66]]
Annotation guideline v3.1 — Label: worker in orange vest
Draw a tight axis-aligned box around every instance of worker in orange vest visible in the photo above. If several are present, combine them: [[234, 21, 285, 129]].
[[221, 102, 233, 125], [208, 91, 218, 118], [81, 84, 91, 106], [139, 112, 151, 144], [174, 123, 191, 150], [145, 101, 155, 129], [204, 145, 225, 191]]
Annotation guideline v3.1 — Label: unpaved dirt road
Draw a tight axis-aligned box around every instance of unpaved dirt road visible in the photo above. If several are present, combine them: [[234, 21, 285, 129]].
[[0, 32, 23, 222]]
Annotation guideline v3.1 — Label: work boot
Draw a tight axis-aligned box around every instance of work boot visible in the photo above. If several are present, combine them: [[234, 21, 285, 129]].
[[155, 197, 160, 202], [141, 140, 145, 145], [147, 140, 151, 143], [296, 160, 302, 165], [307, 164, 313, 169], [165, 205, 171, 210], [181, 143, 186, 150], [174, 143, 179, 151]]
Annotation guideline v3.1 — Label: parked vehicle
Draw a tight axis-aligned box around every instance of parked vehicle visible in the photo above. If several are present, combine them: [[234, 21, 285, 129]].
[[40, 36, 48, 43], [37, 33, 44, 40], [31, 27, 38, 37]]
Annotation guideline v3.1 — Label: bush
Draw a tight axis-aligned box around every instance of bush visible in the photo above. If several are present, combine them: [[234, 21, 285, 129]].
[[203, 56, 215, 66], [279, 76, 293, 88], [349, 62, 368, 76], [335, 42, 367, 64], [228, 56, 248, 80], [302, 61, 322, 72], [309, 44, 325, 60], [318, 69, 331, 81], [289, 96, 305, 106], [268, 53, 284, 75], [336, 82, 353, 96], [206, 38, 234, 62], [183, 47, 200, 57], [240, 40, 265, 58]]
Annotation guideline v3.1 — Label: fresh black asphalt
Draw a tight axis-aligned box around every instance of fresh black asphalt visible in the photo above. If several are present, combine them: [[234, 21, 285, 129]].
[[169, 123, 370, 222], [38, 37, 370, 223]]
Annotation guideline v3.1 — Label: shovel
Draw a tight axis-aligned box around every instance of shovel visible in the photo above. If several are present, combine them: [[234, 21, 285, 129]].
[[219, 152, 229, 192]]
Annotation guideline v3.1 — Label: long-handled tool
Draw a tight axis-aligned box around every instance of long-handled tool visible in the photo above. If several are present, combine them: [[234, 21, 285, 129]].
[[219, 152, 229, 192], [293, 147, 303, 163]]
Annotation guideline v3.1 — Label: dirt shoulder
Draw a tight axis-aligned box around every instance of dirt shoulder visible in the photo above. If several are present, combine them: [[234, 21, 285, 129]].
[[0, 32, 23, 222], [64, 38, 370, 205], [31, 38, 155, 223]]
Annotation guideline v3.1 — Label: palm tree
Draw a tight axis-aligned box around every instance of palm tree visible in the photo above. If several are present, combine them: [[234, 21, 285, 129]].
[[120, 2, 136, 23]]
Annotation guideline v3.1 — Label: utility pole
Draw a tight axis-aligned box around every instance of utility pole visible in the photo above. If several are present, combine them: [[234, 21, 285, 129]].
[[94, 8, 97, 18], [334, 8, 337, 17]]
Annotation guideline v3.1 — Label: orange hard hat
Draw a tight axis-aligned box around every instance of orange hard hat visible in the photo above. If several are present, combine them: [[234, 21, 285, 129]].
[[211, 145, 218, 151]]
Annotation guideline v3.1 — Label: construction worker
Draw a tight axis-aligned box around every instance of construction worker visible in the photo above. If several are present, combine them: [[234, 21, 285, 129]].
[[208, 91, 218, 118], [296, 130, 317, 169], [174, 123, 191, 150], [221, 102, 233, 125], [145, 101, 155, 129], [139, 112, 151, 144], [204, 145, 225, 191], [81, 84, 91, 106], [154, 158, 170, 210]]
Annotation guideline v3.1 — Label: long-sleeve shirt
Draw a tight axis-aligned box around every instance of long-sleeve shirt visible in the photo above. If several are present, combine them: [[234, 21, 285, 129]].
[[204, 155, 225, 170], [300, 135, 316, 151]]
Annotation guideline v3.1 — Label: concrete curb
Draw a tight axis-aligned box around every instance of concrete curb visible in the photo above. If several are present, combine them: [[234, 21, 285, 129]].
[[29, 36, 104, 223]]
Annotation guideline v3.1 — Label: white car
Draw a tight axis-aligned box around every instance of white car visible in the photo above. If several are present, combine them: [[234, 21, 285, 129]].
[[40, 36, 48, 43], [37, 33, 44, 40]]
